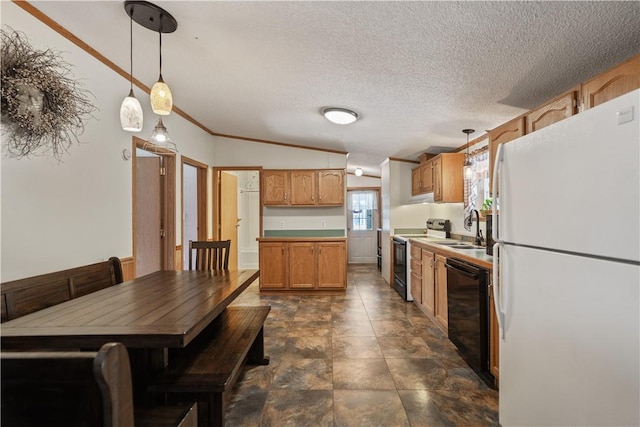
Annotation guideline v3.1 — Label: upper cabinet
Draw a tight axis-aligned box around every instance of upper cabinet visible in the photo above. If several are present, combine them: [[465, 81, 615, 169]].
[[526, 90, 578, 134], [488, 116, 526, 192], [262, 169, 344, 207], [411, 153, 464, 202], [581, 55, 640, 110]]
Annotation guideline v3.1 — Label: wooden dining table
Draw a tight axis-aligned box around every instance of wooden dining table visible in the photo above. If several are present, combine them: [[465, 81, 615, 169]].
[[1, 268, 260, 397]]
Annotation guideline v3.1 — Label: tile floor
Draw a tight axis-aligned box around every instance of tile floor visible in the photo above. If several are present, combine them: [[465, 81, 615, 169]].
[[228, 264, 498, 426]]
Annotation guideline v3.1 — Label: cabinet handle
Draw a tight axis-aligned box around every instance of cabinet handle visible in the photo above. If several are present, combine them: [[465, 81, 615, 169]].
[[284, 194, 288, 201], [311, 246, 314, 253], [281, 247, 284, 254]]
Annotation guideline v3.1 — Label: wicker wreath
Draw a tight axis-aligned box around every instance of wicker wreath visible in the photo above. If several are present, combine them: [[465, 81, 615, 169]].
[[1, 29, 97, 160]]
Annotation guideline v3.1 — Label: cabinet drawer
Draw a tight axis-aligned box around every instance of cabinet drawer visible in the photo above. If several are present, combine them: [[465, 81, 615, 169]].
[[410, 245, 422, 259], [410, 258, 422, 277]]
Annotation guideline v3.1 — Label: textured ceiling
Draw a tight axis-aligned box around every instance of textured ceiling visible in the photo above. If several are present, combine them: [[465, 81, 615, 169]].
[[24, 1, 640, 176]]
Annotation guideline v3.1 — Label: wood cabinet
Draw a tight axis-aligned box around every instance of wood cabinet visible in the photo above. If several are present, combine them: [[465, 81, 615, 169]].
[[258, 239, 346, 290], [262, 170, 289, 205], [434, 254, 448, 329], [258, 242, 288, 289], [317, 170, 344, 205], [489, 280, 500, 383], [421, 249, 435, 315], [581, 54, 640, 111], [488, 116, 526, 193], [410, 245, 423, 304], [526, 90, 577, 134], [411, 153, 463, 202], [262, 169, 344, 206], [290, 171, 316, 205]]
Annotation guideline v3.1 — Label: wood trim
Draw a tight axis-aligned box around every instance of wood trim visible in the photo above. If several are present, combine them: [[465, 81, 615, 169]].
[[454, 134, 489, 153], [347, 172, 381, 179], [389, 157, 420, 164], [212, 132, 348, 155], [120, 257, 135, 282], [181, 155, 209, 243]]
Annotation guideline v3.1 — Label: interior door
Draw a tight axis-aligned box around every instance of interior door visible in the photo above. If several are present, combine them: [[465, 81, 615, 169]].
[[220, 171, 238, 271], [183, 163, 198, 270], [347, 189, 379, 264], [135, 156, 162, 277]]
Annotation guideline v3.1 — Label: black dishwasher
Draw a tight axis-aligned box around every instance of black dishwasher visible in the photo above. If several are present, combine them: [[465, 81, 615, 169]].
[[446, 258, 495, 387]]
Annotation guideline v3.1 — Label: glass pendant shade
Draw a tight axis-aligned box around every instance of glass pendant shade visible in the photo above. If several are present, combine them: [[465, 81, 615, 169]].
[[463, 160, 473, 180], [150, 75, 173, 115], [147, 117, 177, 152], [120, 89, 143, 132]]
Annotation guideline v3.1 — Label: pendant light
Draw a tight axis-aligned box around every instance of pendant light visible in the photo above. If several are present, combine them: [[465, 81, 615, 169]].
[[119, 8, 143, 132], [462, 129, 475, 180], [150, 30, 172, 115], [145, 117, 178, 153], [124, 1, 177, 115]]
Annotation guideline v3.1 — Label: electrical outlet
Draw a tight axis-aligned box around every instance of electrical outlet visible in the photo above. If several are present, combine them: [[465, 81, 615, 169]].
[[279, 221, 285, 228], [320, 220, 326, 228]]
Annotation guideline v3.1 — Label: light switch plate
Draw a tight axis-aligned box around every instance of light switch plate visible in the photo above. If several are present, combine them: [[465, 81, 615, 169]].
[[617, 106, 634, 125]]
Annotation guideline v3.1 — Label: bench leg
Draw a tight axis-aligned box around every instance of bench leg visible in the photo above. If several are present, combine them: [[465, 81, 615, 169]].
[[247, 327, 270, 365], [197, 392, 225, 427]]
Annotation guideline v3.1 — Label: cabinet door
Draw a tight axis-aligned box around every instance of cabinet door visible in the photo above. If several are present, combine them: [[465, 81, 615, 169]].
[[421, 250, 435, 315], [489, 281, 500, 383], [317, 242, 346, 288], [259, 242, 288, 289], [289, 243, 316, 288], [434, 254, 448, 330], [526, 91, 577, 134], [262, 170, 289, 205], [410, 272, 422, 305], [290, 171, 316, 205], [411, 167, 422, 196], [432, 158, 443, 201], [582, 55, 639, 110], [420, 162, 433, 193], [317, 170, 344, 205], [488, 116, 525, 194]]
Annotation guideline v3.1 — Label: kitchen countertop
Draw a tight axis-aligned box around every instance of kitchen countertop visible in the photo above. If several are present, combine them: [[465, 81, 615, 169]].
[[406, 237, 493, 270]]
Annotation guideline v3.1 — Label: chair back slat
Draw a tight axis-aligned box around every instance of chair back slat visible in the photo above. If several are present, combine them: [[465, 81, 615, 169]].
[[188, 240, 231, 271]]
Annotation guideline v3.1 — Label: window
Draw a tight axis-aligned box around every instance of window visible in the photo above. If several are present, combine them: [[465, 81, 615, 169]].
[[348, 191, 377, 231], [464, 145, 490, 213]]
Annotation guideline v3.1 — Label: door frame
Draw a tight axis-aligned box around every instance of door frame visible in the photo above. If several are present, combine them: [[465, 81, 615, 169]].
[[212, 167, 263, 240], [132, 136, 176, 275], [181, 155, 209, 240]]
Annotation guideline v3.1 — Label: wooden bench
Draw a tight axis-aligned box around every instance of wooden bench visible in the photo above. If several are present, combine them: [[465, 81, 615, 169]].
[[1, 342, 197, 427], [148, 306, 271, 427], [1, 257, 123, 323]]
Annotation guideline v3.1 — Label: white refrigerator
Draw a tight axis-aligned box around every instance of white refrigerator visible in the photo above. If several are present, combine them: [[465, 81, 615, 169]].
[[492, 89, 640, 426]]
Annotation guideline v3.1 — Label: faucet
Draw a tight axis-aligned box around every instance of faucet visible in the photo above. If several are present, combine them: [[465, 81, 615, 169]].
[[472, 209, 484, 246]]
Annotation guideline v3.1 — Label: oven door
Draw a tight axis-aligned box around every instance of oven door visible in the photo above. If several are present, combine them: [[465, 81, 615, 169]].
[[392, 238, 407, 300]]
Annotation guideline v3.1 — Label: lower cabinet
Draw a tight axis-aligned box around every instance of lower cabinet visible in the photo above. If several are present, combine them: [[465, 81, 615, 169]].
[[258, 239, 346, 290], [418, 249, 448, 331]]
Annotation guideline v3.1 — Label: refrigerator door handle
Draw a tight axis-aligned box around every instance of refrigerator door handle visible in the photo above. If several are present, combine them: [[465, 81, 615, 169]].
[[492, 143, 504, 243], [492, 241, 506, 338]]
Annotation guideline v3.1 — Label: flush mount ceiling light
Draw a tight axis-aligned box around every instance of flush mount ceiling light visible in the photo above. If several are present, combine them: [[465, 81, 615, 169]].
[[462, 128, 475, 180], [125, 1, 177, 116], [119, 6, 143, 132], [323, 108, 358, 125], [354, 167, 363, 176]]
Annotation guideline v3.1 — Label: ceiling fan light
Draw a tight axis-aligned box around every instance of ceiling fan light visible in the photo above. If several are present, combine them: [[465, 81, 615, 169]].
[[150, 75, 173, 115], [120, 89, 143, 132], [323, 108, 358, 125]]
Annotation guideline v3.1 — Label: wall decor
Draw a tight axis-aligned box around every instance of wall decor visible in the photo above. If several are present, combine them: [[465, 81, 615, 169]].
[[1, 29, 97, 160]]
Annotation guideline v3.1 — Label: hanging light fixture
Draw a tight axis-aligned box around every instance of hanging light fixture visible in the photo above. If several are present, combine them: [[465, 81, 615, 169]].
[[145, 117, 178, 152], [125, 1, 177, 115], [462, 129, 475, 180], [119, 7, 143, 132]]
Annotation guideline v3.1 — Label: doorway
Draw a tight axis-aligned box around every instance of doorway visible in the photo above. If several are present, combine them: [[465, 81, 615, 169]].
[[213, 168, 262, 271], [181, 156, 208, 270], [132, 137, 176, 277], [347, 188, 380, 264]]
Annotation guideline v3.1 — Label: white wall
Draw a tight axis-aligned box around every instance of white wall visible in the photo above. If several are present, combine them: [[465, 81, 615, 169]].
[[213, 136, 348, 235], [1, 3, 215, 281], [347, 174, 381, 188]]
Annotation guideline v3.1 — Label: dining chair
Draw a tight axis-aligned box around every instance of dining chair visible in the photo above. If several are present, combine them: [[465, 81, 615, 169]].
[[188, 240, 231, 271]]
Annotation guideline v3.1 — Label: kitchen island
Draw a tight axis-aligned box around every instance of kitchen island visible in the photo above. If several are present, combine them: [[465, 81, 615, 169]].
[[257, 237, 347, 291]]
